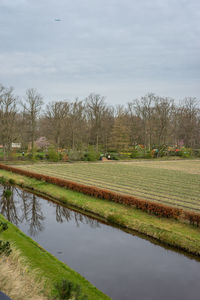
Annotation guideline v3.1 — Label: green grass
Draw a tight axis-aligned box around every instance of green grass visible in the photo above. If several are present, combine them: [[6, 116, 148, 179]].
[[12, 160, 200, 212], [1, 169, 200, 256], [0, 212, 110, 300]]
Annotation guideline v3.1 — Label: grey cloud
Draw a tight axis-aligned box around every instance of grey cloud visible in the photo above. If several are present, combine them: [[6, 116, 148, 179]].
[[0, 0, 200, 103]]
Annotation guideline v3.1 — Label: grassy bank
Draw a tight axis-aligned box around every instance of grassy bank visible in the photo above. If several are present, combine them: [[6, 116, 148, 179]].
[[0, 213, 110, 300], [0, 247, 48, 300], [0, 169, 200, 258]]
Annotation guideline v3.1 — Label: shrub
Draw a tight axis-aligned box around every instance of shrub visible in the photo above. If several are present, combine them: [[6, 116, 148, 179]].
[[0, 176, 6, 184], [144, 151, 152, 159], [130, 147, 148, 159], [26, 153, 34, 160], [0, 240, 12, 256], [67, 150, 84, 161], [48, 146, 60, 162], [119, 152, 131, 159], [84, 147, 100, 161], [193, 149, 200, 157], [3, 189, 12, 198], [62, 153, 69, 162], [184, 211, 200, 227], [8, 178, 15, 185], [0, 221, 12, 256], [130, 150, 139, 158], [35, 153, 44, 160], [181, 148, 193, 158], [52, 279, 88, 300], [0, 221, 8, 233], [109, 152, 120, 160], [130, 149, 141, 158]]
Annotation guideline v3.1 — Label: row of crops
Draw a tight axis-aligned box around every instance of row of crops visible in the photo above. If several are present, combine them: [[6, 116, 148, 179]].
[[15, 161, 200, 212]]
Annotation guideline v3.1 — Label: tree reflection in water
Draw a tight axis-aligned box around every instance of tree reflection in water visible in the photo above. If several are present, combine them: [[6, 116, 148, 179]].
[[0, 185, 44, 236], [17, 189, 45, 236], [0, 185, 21, 225], [0, 184, 100, 238], [52, 202, 100, 228]]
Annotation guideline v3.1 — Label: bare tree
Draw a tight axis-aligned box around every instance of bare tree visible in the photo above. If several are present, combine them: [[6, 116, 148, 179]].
[[127, 102, 143, 146], [100, 106, 114, 152], [153, 97, 174, 146], [45, 101, 70, 148], [177, 97, 200, 147], [68, 99, 86, 150], [131, 94, 155, 150], [85, 93, 107, 151], [21, 89, 43, 155], [111, 105, 130, 151], [0, 85, 18, 159]]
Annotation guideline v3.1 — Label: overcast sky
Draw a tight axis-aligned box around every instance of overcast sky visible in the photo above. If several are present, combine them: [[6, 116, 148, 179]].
[[0, 0, 200, 104]]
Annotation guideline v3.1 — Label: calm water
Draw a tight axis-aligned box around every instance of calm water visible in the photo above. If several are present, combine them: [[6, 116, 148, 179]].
[[0, 184, 200, 300]]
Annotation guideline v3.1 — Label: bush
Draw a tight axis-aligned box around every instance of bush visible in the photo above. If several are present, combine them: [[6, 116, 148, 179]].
[[52, 279, 88, 300], [130, 148, 146, 159], [26, 153, 34, 160], [0, 176, 6, 184], [0, 221, 8, 233], [144, 151, 152, 159], [130, 150, 138, 158], [35, 153, 44, 160], [62, 153, 69, 162], [67, 150, 84, 161], [192, 149, 200, 157], [180, 148, 192, 158], [184, 211, 200, 227], [84, 147, 100, 161], [109, 152, 120, 160], [8, 178, 15, 185], [168, 147, 192, 158], [3, 189, 12, 198], [118, 152, 131, 159], [0, 221, 12, 256], [48, 146, 60, 162], [0, 240, 12, 256]]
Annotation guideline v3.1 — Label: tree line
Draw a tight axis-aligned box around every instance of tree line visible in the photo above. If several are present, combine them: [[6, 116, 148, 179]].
[[0, 83, 200, 159]]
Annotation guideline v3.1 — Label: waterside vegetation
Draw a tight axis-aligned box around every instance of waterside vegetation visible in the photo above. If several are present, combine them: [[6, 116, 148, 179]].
[[0, 212, 110, 300], [0, 168, 200, 257]]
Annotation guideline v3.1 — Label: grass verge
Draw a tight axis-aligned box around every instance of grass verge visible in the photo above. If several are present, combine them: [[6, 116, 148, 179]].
[[0, 213, 110, 300], [0, 169, 200, 258], [0, 247, 48, 300]]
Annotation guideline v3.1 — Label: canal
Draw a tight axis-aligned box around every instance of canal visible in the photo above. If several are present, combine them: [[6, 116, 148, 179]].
[[0, 184, 200, 300]]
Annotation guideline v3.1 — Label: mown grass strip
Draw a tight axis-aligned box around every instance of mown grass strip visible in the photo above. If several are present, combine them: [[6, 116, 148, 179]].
[[0, 169, 200, 257]]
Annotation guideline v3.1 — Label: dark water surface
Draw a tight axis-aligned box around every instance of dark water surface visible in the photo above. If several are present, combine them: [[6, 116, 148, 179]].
[[0, 185, 200, 300]]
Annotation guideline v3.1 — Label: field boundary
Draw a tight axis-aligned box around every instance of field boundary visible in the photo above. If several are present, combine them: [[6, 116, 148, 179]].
[[0, 163, 199, 226]]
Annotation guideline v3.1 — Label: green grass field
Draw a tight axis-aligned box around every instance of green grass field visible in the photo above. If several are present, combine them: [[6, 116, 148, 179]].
[[13, 160, 200, 212]]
